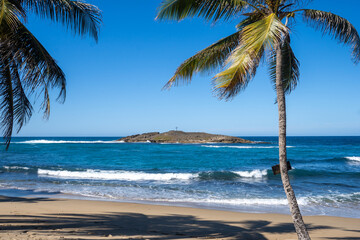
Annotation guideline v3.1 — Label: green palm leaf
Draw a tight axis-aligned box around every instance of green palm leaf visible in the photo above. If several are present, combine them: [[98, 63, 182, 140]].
[[0, 0, 25, 28], [0, 19, 65, 145], [164, 31, 242, 89], [6, 23, 66, 105], [214, 48, 264, 99], [214, 13, 287, 99], [0, 58, 14, 149], [303, 9, 360, 63], [156, 0, 251, 22], [164, 15, 262, 89], [22, 0, 102, 41], [269, 35, 299, 94], [0, 0, 101, 148], [10, 59, 33, 133]]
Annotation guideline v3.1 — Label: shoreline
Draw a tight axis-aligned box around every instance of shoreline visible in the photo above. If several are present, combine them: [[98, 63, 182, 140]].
[[0, 195, 359, 239], [0, 188, 359, 220]]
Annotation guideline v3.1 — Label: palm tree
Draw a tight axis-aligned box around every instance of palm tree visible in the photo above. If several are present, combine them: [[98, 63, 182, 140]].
[[156, 0, 360, 239], [0, 0, 102, 149]]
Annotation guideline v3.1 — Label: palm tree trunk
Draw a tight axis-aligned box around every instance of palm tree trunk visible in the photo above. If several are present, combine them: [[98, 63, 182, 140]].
[[275, 47, 311, 240]]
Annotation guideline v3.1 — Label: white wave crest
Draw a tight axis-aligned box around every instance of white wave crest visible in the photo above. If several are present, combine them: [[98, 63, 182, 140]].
[[38, 169, 195, 181], [38, 168, 269, 181], [201, 145, 294, 149], [156, 197, 309, 206], [3, 166, 30, 170], [234, 169, 268, 178], [346, 156, 360, 162], [17, 140, 122, 144]]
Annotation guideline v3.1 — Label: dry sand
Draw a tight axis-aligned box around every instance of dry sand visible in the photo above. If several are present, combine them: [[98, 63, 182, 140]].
[[0, 196, 359, 240]]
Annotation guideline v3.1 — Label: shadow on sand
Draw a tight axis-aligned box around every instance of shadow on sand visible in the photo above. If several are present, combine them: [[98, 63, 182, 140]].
[[0, 196, 56, 203], [0, 203, 341, 240]]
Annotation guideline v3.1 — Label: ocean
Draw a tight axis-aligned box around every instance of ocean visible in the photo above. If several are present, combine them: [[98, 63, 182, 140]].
[[0, 136, 359, 218]]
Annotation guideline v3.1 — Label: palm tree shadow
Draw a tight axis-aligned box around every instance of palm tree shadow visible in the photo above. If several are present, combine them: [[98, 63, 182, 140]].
[[0, 211, 339, 240], [328, 238, 360, 240], [238, 220, 333, 234], [0, 212, 265, 239], [0, 196, 56, 203]]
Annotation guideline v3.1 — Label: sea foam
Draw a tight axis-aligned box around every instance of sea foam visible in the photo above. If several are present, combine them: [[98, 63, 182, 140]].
[[234, 169, 268, 178], [38, 169, 195, 181], [17, 140, 121, 144], [37, 169, 268, 181], [155, 197, 308, 206], [3, 166, 30, 170], [201, 145, 294, 149], [346, 156, 360, 162]]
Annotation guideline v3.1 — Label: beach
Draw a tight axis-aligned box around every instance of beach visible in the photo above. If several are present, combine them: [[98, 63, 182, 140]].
[[0, 195, 359, 240]]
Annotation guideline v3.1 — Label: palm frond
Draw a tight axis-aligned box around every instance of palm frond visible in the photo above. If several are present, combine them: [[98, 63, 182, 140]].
[[303, 9, 360, 63], [156, 0, 251, 22], [22, 0, 102, 41], [40, 83, 51, 119], [10, 60, 33, 133], [6, 22, 66, 103], [0, 58, 14, 149], [164, 31, 242, 89], [269, 35, 300, 94], [0, 0, 26, 28], [214, 13, 287, 99], [0, 0, 100, 148], [165, 15, 263, 89], [0, 20, 66, 121], [214, 47, 264, 99]]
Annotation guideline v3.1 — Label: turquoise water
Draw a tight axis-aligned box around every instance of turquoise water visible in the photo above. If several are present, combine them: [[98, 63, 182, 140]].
[[0, 136, 359, 218]]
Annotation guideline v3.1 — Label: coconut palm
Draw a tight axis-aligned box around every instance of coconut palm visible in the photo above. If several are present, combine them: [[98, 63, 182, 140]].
[[156, 0, 360, 239], [0, 0, 101, 148]]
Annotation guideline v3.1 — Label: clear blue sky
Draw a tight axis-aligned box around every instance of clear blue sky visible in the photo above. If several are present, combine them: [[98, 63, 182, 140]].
[[17, 0, 360, 137]]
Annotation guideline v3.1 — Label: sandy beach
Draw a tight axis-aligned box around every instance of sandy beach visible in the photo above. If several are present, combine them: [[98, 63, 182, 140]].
[[0, 196, 358, 240]]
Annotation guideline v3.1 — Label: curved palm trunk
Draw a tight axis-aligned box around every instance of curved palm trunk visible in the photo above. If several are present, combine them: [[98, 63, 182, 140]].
[[275, 47, 311, 240]]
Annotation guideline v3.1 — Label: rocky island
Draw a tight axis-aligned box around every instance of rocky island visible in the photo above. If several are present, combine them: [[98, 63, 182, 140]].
[[118, 131, 254, 144]]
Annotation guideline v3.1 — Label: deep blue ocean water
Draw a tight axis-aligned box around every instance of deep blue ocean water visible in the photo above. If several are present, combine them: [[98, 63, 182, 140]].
[[0, 136, 359, 218]]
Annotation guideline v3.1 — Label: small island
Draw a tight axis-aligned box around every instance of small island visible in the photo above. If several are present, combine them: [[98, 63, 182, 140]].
[[118, 131, 254, 144]]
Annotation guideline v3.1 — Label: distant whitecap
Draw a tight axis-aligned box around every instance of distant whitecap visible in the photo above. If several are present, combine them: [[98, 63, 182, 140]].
[[16, 140, 122, 144], [201, 145, 294, 149]]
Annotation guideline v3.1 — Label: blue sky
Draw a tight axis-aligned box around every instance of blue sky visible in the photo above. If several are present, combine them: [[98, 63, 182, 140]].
[[17, 0, 360, 137]]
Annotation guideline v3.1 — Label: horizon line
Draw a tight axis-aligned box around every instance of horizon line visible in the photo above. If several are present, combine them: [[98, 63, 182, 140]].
[[12, 135, 360, 138]]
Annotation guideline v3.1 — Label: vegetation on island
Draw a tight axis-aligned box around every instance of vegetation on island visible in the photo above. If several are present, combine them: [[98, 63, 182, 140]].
[[119, 130, 255, 143], [156, 0, 360, 239], [0, 0, 102, 149]]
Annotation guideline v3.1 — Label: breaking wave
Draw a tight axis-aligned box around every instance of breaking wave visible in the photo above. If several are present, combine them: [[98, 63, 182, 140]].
[[151, 193, 360, 207], [201, 145, 294, 149], [38, 169, 195, 181], [346, 156, 360, 162], [3, 166, 30, 170], [16, 140, 122, 144], [234, 169, 268, 178], [37, 169, 269, 181]]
